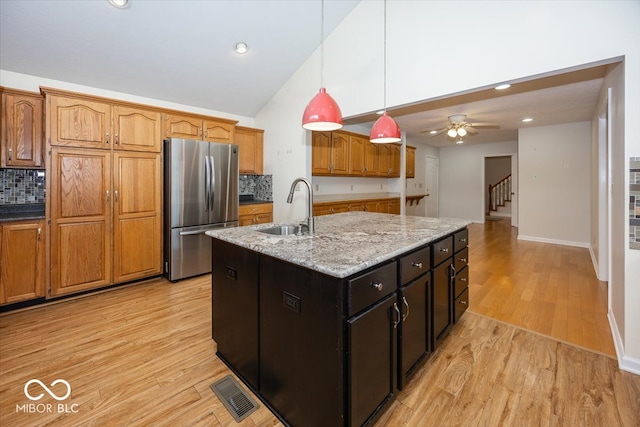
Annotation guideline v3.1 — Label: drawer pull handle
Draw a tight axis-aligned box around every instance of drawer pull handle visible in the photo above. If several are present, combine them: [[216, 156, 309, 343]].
[[459, 238, 467, 243], [440, 247, 449, 253], [459, 277, 467, 282], [371, 282, 383, 291], [411, 262, 422, 269], [8, 148, 12, 161], [457, 257, 467, 262], [458, 300, 468, 305]]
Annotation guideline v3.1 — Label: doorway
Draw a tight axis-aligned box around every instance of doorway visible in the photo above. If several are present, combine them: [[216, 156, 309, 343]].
[[483, 154, 518, 226]]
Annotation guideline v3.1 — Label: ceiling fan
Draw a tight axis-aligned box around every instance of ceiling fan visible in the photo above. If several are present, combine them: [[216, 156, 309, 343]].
[[421, 114, 500, 138]]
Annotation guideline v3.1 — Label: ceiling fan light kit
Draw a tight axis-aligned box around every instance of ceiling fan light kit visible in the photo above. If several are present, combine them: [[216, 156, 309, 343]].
[[369, 0, 401, 143], [302, 0, 343, 131]]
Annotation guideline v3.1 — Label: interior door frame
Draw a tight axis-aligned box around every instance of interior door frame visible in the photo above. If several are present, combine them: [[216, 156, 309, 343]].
[[424, 155, 439, 217]]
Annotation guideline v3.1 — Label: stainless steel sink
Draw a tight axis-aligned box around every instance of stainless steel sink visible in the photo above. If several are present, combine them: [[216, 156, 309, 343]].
[[258, 224, 307, 236]]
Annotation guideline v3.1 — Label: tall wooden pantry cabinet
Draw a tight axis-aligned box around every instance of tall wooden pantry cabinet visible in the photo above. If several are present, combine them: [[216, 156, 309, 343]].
[[44, 88, 162, 297]]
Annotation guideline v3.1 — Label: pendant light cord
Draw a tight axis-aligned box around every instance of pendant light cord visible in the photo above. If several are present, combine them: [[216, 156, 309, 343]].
[[320, 0, 325, 88], [383, 0, 387, 111]]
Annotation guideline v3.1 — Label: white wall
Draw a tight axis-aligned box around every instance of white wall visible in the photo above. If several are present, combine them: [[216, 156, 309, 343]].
[[255, 0, 640, 370], [518, 122, 591, 246], [438, 141, 517, 223]]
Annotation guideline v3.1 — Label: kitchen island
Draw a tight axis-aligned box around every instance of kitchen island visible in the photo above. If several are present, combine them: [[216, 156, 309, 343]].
[[207, 212, 470, 427]]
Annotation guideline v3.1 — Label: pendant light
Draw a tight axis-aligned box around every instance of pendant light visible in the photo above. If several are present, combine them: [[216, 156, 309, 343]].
[[370, 0, 401, 143], [302, 0, 343, 131]]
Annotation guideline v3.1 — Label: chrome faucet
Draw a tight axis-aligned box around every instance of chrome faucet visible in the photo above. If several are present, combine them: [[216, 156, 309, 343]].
[[286, 177, 314, 234]]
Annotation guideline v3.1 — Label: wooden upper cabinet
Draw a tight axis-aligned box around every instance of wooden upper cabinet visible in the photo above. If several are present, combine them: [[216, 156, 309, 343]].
[[331, 131, 349, 175], [164, 113, 236, 143], [1, 88, 44, 168], [113, 105, 162, 152], [0, 220, 45, 304], [49, 96, 111, 149], [348, 135, 366, 176], [389, 144, 401, 177], [378, 144, 391, 176], [364, 140, 379, 176], [235, 126, 264, 174], [406, 146, 416, 178], [312, 131, 332, 175]]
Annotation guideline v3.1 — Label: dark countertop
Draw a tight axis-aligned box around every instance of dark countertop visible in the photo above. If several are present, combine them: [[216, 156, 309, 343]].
[[239, 195, 272, 206], [0, 203, 46, 223]]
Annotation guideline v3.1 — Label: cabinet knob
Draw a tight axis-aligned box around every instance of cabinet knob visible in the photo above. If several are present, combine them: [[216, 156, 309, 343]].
[[459, 238, 467, 243], [411, 262, 422, 269], [460, 277, 467, 282], [440, 247, 449, 253], [371, 282, 383, 291], [457, 257, 467, 262], [458, 300, 468, 306]]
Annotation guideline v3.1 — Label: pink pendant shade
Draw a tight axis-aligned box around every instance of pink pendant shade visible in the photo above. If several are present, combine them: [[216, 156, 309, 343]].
[[302, 88, 343, 131], [370, 111, 401, 143]]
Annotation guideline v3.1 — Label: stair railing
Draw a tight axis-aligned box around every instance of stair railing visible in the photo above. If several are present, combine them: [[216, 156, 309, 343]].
[[488, 174, 512, 213]]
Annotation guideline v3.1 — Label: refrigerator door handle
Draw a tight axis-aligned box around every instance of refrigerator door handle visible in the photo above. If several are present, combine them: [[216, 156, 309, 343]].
[[179, 230, 209, 236], [204, 155, 210, 212], [210, 155, 216, 211]]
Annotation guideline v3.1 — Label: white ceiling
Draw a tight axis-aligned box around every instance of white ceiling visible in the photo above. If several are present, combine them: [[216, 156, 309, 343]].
[[1, 0, 610, 146]]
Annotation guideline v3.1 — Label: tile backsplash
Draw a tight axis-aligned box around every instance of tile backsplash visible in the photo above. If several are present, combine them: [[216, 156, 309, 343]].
[[0, 169, 46, 205], [240, 174, 272, 201], [630, 157, 640, 250]]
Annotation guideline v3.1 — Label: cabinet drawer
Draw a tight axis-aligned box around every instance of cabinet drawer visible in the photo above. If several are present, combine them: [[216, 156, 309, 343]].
[[454, 247, 468, 271], [399, 246, 430, 285], [454, 228, 469, 253], [348, 262, 396, 316], [453, 266, 468, 299], [432, 236, 453, 267], [454, 287, 469, 323], [239, 203, 272, 215]]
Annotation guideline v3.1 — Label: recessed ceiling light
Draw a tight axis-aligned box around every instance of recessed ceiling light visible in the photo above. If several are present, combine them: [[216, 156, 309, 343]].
[[495, 84, 511, 90], [234, 42, 248, 54], [108, 0, 129, 8], [522, 117, 533, 122]]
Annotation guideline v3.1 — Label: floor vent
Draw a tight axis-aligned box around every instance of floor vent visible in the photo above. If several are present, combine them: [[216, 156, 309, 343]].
[[210, 375, 259, 422]]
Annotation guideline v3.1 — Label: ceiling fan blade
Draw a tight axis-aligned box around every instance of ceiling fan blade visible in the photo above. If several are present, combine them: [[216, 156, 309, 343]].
[[419, 127, 448, 135], [468, 122, 500, 129], [465, 126, 479, 135]]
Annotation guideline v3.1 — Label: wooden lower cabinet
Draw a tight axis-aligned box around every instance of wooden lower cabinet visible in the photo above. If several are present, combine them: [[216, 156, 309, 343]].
[[315, 197, 401, 216], [0, 220, 45, 304], [239, 203, 272, 226], [49, 148, 161, 297]]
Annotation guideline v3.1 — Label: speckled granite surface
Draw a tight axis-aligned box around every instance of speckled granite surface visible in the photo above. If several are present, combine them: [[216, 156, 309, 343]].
[[206, 212, 470, 278]]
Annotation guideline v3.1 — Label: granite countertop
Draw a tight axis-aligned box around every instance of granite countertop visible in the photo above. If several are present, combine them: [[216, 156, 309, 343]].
[[206, 211, 470, 278], [0, 204, 46, 223], [239, 199, 273, 206]]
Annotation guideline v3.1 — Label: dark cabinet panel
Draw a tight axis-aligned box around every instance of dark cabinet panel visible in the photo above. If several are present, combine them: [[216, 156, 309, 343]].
[[454, 228, 469, 253], [348, 293, 397, 427], [398, 274, 429, 389], [454, 247, 468, 271], [453, 265, 469, 299], [399, 246, 431, 285], [259, 256, 344, 427], [432, 236, 453, 267], [433, 261, 452, 347], [211, 239, 259, 389], [454, 287, 469, 323], [348, 261, 396, 316]]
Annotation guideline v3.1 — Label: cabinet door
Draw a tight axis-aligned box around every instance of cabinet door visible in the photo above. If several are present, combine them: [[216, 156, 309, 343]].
[[236, 127, 264, 174], [203, 119, 235, 143], [49, 96, 111, 149], [113, 105, 162, 152], [331, 131, 349, 175], [364, 140, 379, 176], [311, 131, 332, 175], [0, 220, 45, 304], [163, 113, 202, 140], [389, 144, 401, 177], [113, 152, 162, 283], [50, 148, 112, 296], [406, 146, 416, 178], [348, 293, 397, 427], [348, 135, 366, 176], [388, 198, 401, 215], [378, 144, 391, 176], [433, 261, 452, 348], [1, 91, 43, 168], [399, 275, 429, 389]]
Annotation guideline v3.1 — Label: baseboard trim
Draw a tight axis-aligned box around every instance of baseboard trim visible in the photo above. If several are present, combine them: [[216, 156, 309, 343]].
[[517, 234, 590, 248], [608, 310, 640, 375]]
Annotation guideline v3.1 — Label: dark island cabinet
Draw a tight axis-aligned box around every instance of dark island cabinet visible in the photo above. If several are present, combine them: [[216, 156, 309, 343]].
[[210, 226, 468, 427]]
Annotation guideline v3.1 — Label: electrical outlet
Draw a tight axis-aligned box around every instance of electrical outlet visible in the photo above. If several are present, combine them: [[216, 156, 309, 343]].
[[380, 184, 384, 190], [350, 185, 354, 191], [315, 184, 319, 191]]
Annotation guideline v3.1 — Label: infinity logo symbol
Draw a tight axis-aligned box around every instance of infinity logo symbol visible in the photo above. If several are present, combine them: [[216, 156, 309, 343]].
[[24, 379, 72, 401]]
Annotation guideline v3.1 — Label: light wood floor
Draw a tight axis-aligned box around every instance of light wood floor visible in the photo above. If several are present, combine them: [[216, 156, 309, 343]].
[[0, 221, 637, 426], [467, 218, 615, 357]]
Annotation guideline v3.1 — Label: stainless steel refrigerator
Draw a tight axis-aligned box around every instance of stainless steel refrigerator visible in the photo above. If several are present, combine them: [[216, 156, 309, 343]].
[[163, 138, 239, 281]]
